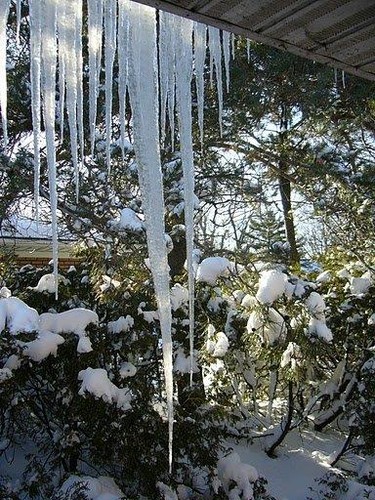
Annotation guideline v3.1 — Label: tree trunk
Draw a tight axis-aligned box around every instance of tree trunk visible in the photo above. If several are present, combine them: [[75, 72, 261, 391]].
[[278, 159, 299, 266]]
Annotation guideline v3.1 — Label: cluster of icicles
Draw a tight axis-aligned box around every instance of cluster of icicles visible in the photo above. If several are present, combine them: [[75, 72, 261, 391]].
[[0, 0, 235, 471]]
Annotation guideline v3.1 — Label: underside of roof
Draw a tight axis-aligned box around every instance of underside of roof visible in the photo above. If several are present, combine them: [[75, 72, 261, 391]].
[[136, 0, 375, 82]]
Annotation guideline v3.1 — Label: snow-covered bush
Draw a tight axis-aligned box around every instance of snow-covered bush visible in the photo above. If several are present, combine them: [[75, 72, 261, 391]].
[[0, 262, 222, 498]]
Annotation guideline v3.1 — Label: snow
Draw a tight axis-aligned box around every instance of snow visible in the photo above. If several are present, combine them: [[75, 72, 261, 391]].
[[217, 451, 259, 499], [232, 428, 343, 500], [0, 286, 11, 298], [256, 270, 287, 305], [108, 315, 134, 334], [23, 331, 65, 362], [77, 336, 93, 354], [60, 475, 124, 500], [308, 317, 333, 342], [170, 283, 188, 311], [350, 276, 371, 295], [156, 481, 178, 500], [247, 308, 286, 345], [0, 367, 12, 382], [109, 207, 144, 232], [0, 297, 39, 334], [280, 342, 302, 370], [39, 308, 98, 336], [306, 292, 326, 317], [316, 270, 332, 283], [32, 273, 67, 293], [78, 367, 132, 410], [174, 347, 199, 374], [206, 326, 229, 358], [196, 257, 233, 285], [119, 361, 137, 378]]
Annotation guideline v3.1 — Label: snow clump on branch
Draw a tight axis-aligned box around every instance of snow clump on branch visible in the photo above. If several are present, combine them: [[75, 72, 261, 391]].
[[196, 257, 234, 285], [256, 269, 287, 305]]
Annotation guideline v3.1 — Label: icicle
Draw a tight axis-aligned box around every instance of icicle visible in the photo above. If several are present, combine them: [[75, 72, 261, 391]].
[[0, 0, 10, 149], [118, 0, 130, 159], [222, 30, 231, 94], [104, 0, 117, 174], [166, 14, 177, 151], [15, 0, 21, 45], [61, 0, 80, 202], [127, 2, 173, 472], [246, 38, 251, 63], [88, 0, 104, 155], [75, 0, 84, 200], [159, 11, 169, 144], [29, 0, 42, 220], [57, 1, 67, 142], [41, 0, 59, 299], [193, 22, 206, 146], [231, 32, 236, 60], [176, 16, 196, 386], [342, 70, 346, 89], [208, 26, 223, 136]]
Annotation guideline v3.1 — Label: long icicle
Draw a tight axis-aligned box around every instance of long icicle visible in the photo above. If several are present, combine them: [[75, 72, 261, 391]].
[[0, 0, 10, 149], [104, 0, 117, 175], [208, 26, 223, 136], [62, 0, 80, 203], [127, 2, 173, 473], [175, 15, 196, 386], [193, 22, 206, 146], [75, 0, 84, 201], [118, 0, 130, 159], [41, 0, 59, 299], [57, 1, 66, 142], [29, 0, 42, 221], [88, 0, 103, 156]]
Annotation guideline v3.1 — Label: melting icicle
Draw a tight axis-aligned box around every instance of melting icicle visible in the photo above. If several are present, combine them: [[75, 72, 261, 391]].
[[60, 0, 80, 202], [176, 16, 196, 386], [15, 0, 21, 45], [104, 0, 117, 174], [127, 2, 173, 472], [0, 0, 10, 149], [222, 30, 231, 93], [118, 0, 130, 159], [75, 0, 84, 200], [231, 32, 236, 60], [29, 0, 42, 220], [159, 11, 169, 144], [246, 38, 251, 63], [166, 14, 177, 151], [193, 22, 206, 146], [88, 0, 104, 155], [41, 0, 59, 298], [57, 2, 67, 142], [208, 26, 223, 136]]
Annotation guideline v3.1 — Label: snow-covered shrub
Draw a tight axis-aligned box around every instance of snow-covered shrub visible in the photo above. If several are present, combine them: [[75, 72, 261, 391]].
[[0, 262, 222, 498]]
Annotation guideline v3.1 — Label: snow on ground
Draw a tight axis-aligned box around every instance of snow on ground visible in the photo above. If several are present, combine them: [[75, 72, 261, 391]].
[[231, 428, 344, 500], [60, 475, 124, 499]]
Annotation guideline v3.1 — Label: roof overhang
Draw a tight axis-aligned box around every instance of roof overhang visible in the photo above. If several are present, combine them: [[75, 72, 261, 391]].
[[135, 0, 375, 82]]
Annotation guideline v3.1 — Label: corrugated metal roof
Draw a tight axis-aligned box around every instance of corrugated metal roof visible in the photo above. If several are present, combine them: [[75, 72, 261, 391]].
[[136, 0, 375, 81]]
